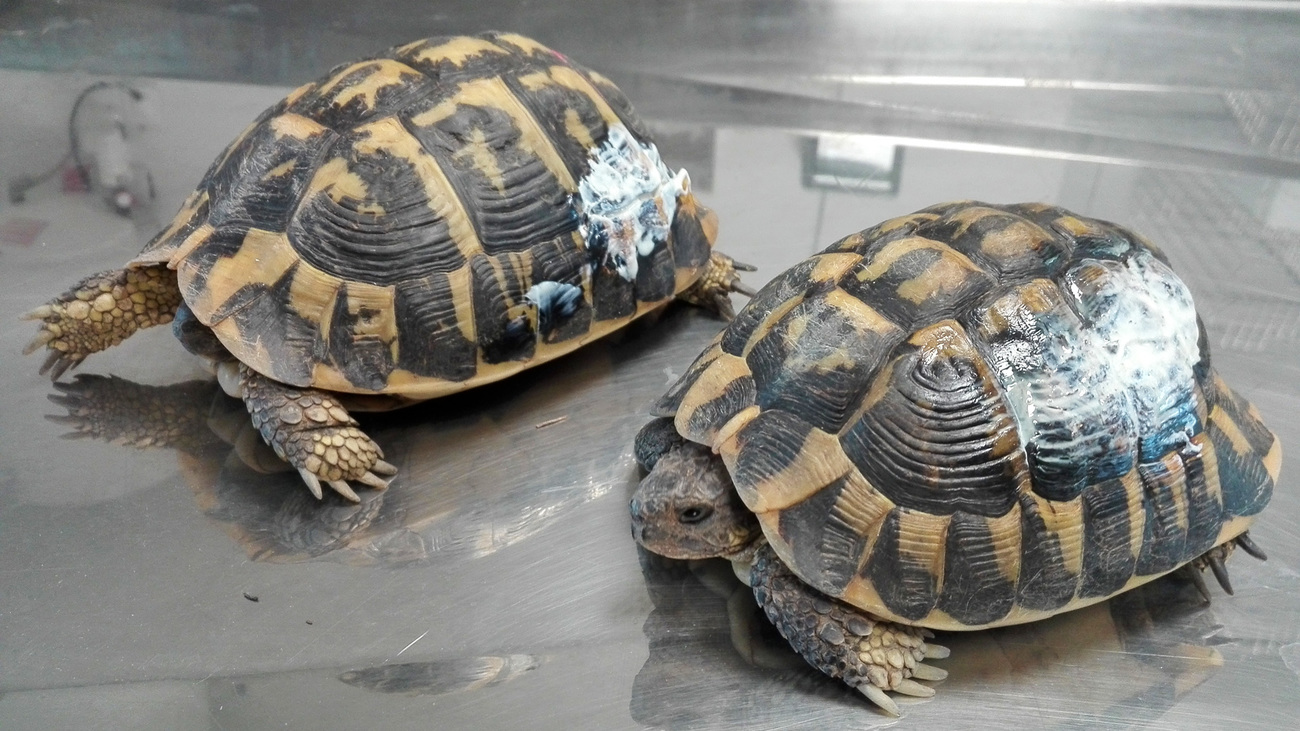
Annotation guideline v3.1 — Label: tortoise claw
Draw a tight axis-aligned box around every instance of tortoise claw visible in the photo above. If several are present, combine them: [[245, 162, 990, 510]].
[[712, 292, 735, 320], [1236, 532, 1267, 561], [859, 684, 899, 717], [371, 459, 399, 477], [1208, 554, 1234, 595], [730, 280, 757, 298], [1186, 563, 1213, 603], [298, 469, 324, 500], [357, 471, 391, 491], [23, 330, 55, 355], [911, 663, 948, 681], [22, 304, 54, 320], [922, 642, 950, 660], [327, 480, 361, 503], [894, 679, 935, 698]]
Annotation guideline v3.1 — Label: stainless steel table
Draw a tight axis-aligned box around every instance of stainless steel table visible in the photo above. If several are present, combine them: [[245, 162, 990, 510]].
[[2, 2, 1297, 728]]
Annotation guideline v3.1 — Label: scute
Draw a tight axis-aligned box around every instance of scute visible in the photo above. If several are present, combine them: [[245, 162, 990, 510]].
[[659, 201, 1281, 630], [141, 32, 716, 397]]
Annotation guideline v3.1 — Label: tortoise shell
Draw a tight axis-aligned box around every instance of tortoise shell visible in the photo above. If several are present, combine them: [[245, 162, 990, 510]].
[[130, 32, 716, 398], [654, 201, 1282, 631]]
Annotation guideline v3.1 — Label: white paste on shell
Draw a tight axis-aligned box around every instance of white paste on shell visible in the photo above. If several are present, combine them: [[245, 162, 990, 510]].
[[978, 247, 1202, 493], [577, 124, 688, 281], [524, 280, 583, 333]]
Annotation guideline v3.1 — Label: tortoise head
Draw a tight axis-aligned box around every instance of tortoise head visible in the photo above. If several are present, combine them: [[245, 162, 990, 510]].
[[630, 440, 760, 560]]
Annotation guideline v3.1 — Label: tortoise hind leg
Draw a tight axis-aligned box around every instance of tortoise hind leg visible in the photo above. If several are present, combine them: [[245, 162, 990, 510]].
[[24, 264, 182, 379], [749, 544, 949, 716], [238, 364, 397, 502], [677, 252, 756, 320]]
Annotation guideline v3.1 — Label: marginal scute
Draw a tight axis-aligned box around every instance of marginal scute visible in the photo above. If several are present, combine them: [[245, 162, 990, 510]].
[[1013, 493, 1078, 612], [673, 353, 756, 446], [860, 509, 940, 622], [1077, 477, 1137, 598], [652, 337, 722, 417], [328, 283, 398, 391], [393, 273, 477, 381], [936, 511, 1016, 626]]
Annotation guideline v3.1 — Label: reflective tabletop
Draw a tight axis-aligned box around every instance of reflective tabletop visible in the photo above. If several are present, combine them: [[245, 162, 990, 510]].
[[1, 2, 1298, 728]]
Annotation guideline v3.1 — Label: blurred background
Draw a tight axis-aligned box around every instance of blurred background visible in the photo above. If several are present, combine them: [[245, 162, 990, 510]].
[[1, 2, 1297, 729]]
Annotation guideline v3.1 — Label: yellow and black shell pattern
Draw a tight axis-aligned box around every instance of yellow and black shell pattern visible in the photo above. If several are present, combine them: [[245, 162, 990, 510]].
[[130, 32, 716, 398], [654, 201, 1282, 631]]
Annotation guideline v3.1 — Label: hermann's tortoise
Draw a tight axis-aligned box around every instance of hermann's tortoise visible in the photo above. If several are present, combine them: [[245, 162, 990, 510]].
[[630, 201, 1281, 714], [24, 32, 752, 501]]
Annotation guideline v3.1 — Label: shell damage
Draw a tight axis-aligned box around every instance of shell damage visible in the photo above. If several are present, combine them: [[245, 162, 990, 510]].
[[577, 124, 689, 282]]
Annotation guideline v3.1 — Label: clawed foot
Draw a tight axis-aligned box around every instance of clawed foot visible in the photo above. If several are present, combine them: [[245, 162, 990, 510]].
[[845, 622, 950, 716], [1186, 531, 1267, 601], [270, 409, 398, 503], [240, 364, 397, 502], [678, 252, 757, 319], [23, 265, 181, 380], [750, 544, 948, 716]]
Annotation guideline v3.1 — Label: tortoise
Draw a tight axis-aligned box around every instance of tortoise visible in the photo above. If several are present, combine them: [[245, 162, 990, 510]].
[[629, 201, 1282, 715], [23, 31, 752, 501]]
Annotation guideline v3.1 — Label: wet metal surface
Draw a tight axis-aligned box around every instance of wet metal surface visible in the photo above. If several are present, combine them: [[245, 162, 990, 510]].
[[2, 2, 1299, 728]]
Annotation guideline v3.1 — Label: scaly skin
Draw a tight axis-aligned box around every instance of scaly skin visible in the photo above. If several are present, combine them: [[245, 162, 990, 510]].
[[238, 364, 397, 502], [24, 264, 183, 380], [750, 544, 949, 716], [678, 252, 757, 319]]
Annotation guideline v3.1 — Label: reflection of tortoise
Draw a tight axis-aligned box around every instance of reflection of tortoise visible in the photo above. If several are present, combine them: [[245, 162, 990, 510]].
[[631, 202, 1282, 715], [631, 549, 1231, 727], [24, 32, 749, 501]]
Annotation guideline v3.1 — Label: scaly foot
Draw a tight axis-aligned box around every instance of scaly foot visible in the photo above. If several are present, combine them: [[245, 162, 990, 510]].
[[239, 364, 396, 501], [678, 252, 757, 319], [750, 543, 949, 716], [23, 264, 182, 379]]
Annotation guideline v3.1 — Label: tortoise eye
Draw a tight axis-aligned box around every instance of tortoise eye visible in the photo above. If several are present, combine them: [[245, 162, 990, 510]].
[[678, 505, 712, 524]]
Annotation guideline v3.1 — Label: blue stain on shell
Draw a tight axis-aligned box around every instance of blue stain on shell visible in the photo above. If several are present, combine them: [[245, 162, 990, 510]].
[[526, 281, 583, 334]]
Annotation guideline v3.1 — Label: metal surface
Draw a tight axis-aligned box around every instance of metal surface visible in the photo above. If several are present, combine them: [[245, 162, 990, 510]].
[[2, 2, 1298, 728]]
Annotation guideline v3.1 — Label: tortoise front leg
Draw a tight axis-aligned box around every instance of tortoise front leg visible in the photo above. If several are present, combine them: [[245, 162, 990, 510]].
[[24, 264, 183, 379], [749, 544, 950, 716], [238, 364, 397, 502]]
